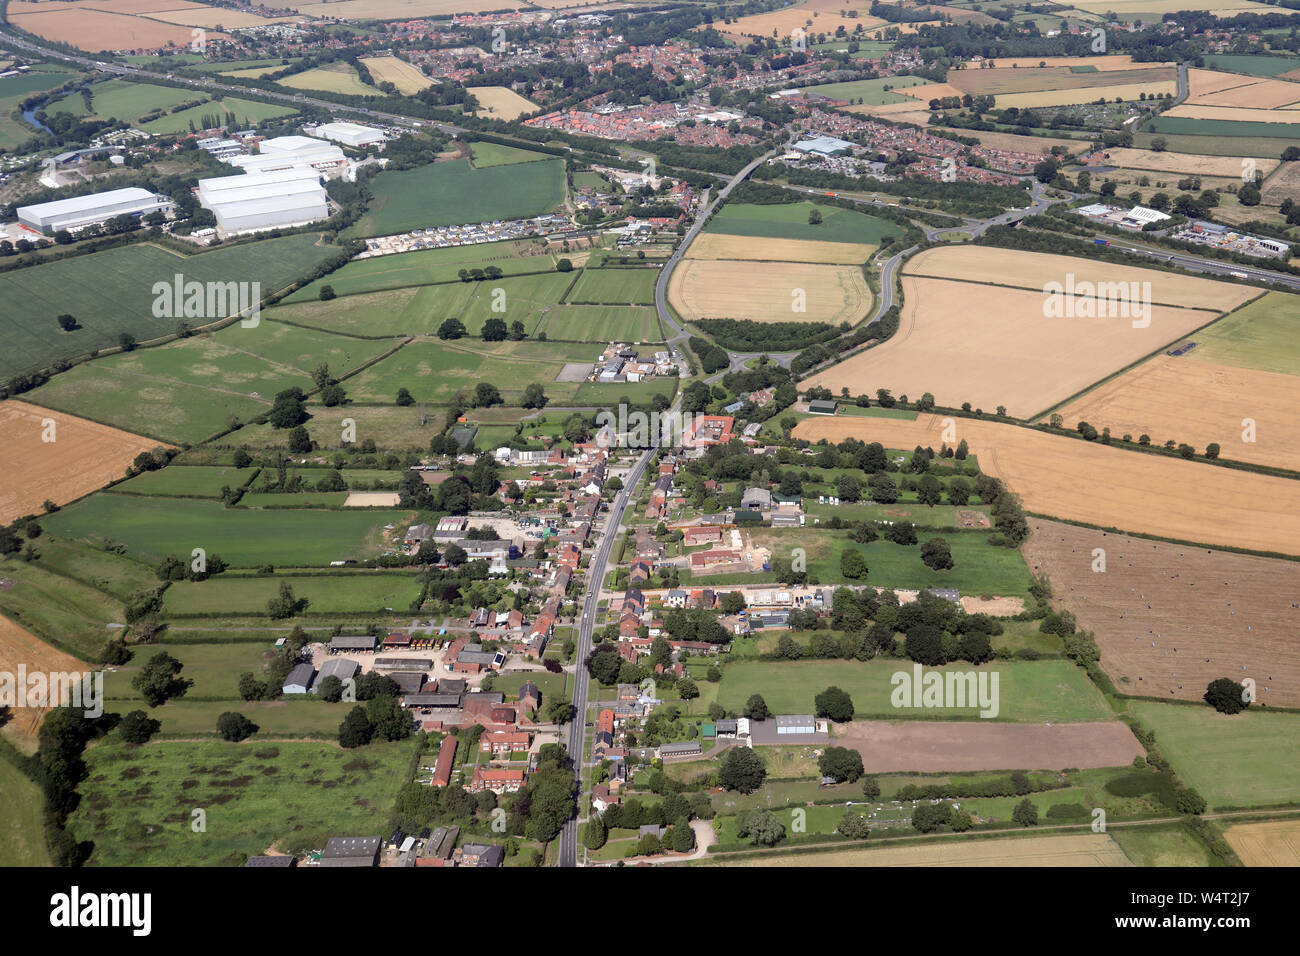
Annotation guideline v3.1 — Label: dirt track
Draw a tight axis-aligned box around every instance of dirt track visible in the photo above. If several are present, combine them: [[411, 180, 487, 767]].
[[835, 719, 1144, 773], [1025, 518, 1300, 707], [793, 415, 1300, 557]]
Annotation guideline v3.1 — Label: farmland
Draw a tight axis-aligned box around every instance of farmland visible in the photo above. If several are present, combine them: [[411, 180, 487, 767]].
[[705, 202, 896, 245], [792, 415, 1300, 557], [1087, 146, 1278, 178], [160, 571, 422, 616], [803, 75, 931, 105], [110, 463, 258, 498], [285, 241, 558, 302], [467, 86, 539, 120], [715, 0, 887, 42], [0, 610, 90, 747], [713, 832, 1134, 867], [537, 305, 660, 342], [1126, 702, 1300, 808], [40, 493, 412, 567], [741, 527, 1034, 596], [687, 233, 878, 264], [0, 759, 49, 865], [715, 659, 1112, 722], [669, 260, 871, 325], [0, 233, 339, 382], [141, 96, 296, 133], [1051, 355, 1300, 471], [1182, 290, 1300, 375], [566, 267, 658, 305], [7, 0, 225, 52], [347, 158, 565, 238], [946, 65, 1176, 98], [271, 271, 575, 337], [803, 269, 1239, 418], [0, 69, 77, 149], [25, 320, 399, 444], [67, 740, 412, 866], [833, 720, 1144, 773], [287, 0, 512, 15], [1223, 820, 1300, 866], [0, 556, 124, 664], [45, 78, 202, 124], [359, 55, 430, 94], [1, 399, 166, 524], [1024, 518, 1300, 707], [278, 62, 374, 97]]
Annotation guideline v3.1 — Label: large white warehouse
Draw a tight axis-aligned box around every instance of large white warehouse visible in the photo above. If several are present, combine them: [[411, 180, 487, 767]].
[[197, 167, 329, 236], [17, 186, 174, 234], [314, 121, 386, 148], [227, 134, 346, 176]]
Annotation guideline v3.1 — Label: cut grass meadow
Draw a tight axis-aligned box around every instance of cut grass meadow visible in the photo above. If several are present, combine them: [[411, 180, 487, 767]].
[[707, 202, 897, 245]]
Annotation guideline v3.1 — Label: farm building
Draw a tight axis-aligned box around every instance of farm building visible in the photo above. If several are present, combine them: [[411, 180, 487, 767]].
[[808, 400, 838, 415], [313, 658, 359, 691], [659, 741, 704, 761], [282, 662, 315, 695], [329, 635, 378, 654], [775, 715, 817, 735], [314, 121, 387, 148], [17, 186, 174, 234], [319, 836, 381, 867], [196, 167, 329, 235], [459, 843, 505, 867]]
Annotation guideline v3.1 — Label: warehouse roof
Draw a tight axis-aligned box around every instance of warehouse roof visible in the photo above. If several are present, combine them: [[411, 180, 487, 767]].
[[18, 186, 158, 217]]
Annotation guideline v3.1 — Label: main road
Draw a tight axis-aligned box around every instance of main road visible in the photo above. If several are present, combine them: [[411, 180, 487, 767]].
[[557, 147, 780, 867]]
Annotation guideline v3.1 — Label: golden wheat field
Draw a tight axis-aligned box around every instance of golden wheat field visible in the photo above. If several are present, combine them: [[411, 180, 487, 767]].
[[792, 414, 1300, 556], [686, 233, 876, 264], [716, 833, 1133, 867], [1092, 147, 1278, 179], [360, 55, 431, 95], [1051, 355, 1300, 471], [1223, 820, 1300, 866], [669, 259, 871, 326], [467, 86, 539, 121]]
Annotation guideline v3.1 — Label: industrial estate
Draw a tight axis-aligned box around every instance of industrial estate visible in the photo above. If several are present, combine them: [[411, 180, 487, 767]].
[[0, 0, 1298, 889]]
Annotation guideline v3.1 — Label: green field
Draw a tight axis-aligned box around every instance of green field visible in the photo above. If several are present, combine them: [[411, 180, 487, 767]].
[[161, 571, 422, 616], [111, 464, 259, 498], [347, 158, 566, 237], [0, 759, 49, 866], [68, 740, 411, 865], [1133, 130, 1300, 157], [1186, 291, 1300, 375], [273, 271, 575, 338], [1149, 116, 1300, 139], [22, 536, 157, 602], [0, 556, 122, 662], [1202, 54, 1300, 77], [284, 243, 558, 302], [343, 337, 596, 406], [102, 642, 275, 701], [0, 234, 339, 383], [45, 79, 203, 124], [41, 495, 411, 568], [730, 528, 1031, 596], [26, 320, 398, 444], [279, 62, 373, 95], [1110, 821, 1223, 867], [566, 267, 658, 305], [707, 202, 896, 245], [0, 70, 77, 149], [538, 304, 659, 342], [140, 96, 296, 133], [716, 659, 1111, 722], [470, 141, 552, 167], [1127, 702, 1300, 808], [803, 75, 930, 105]]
